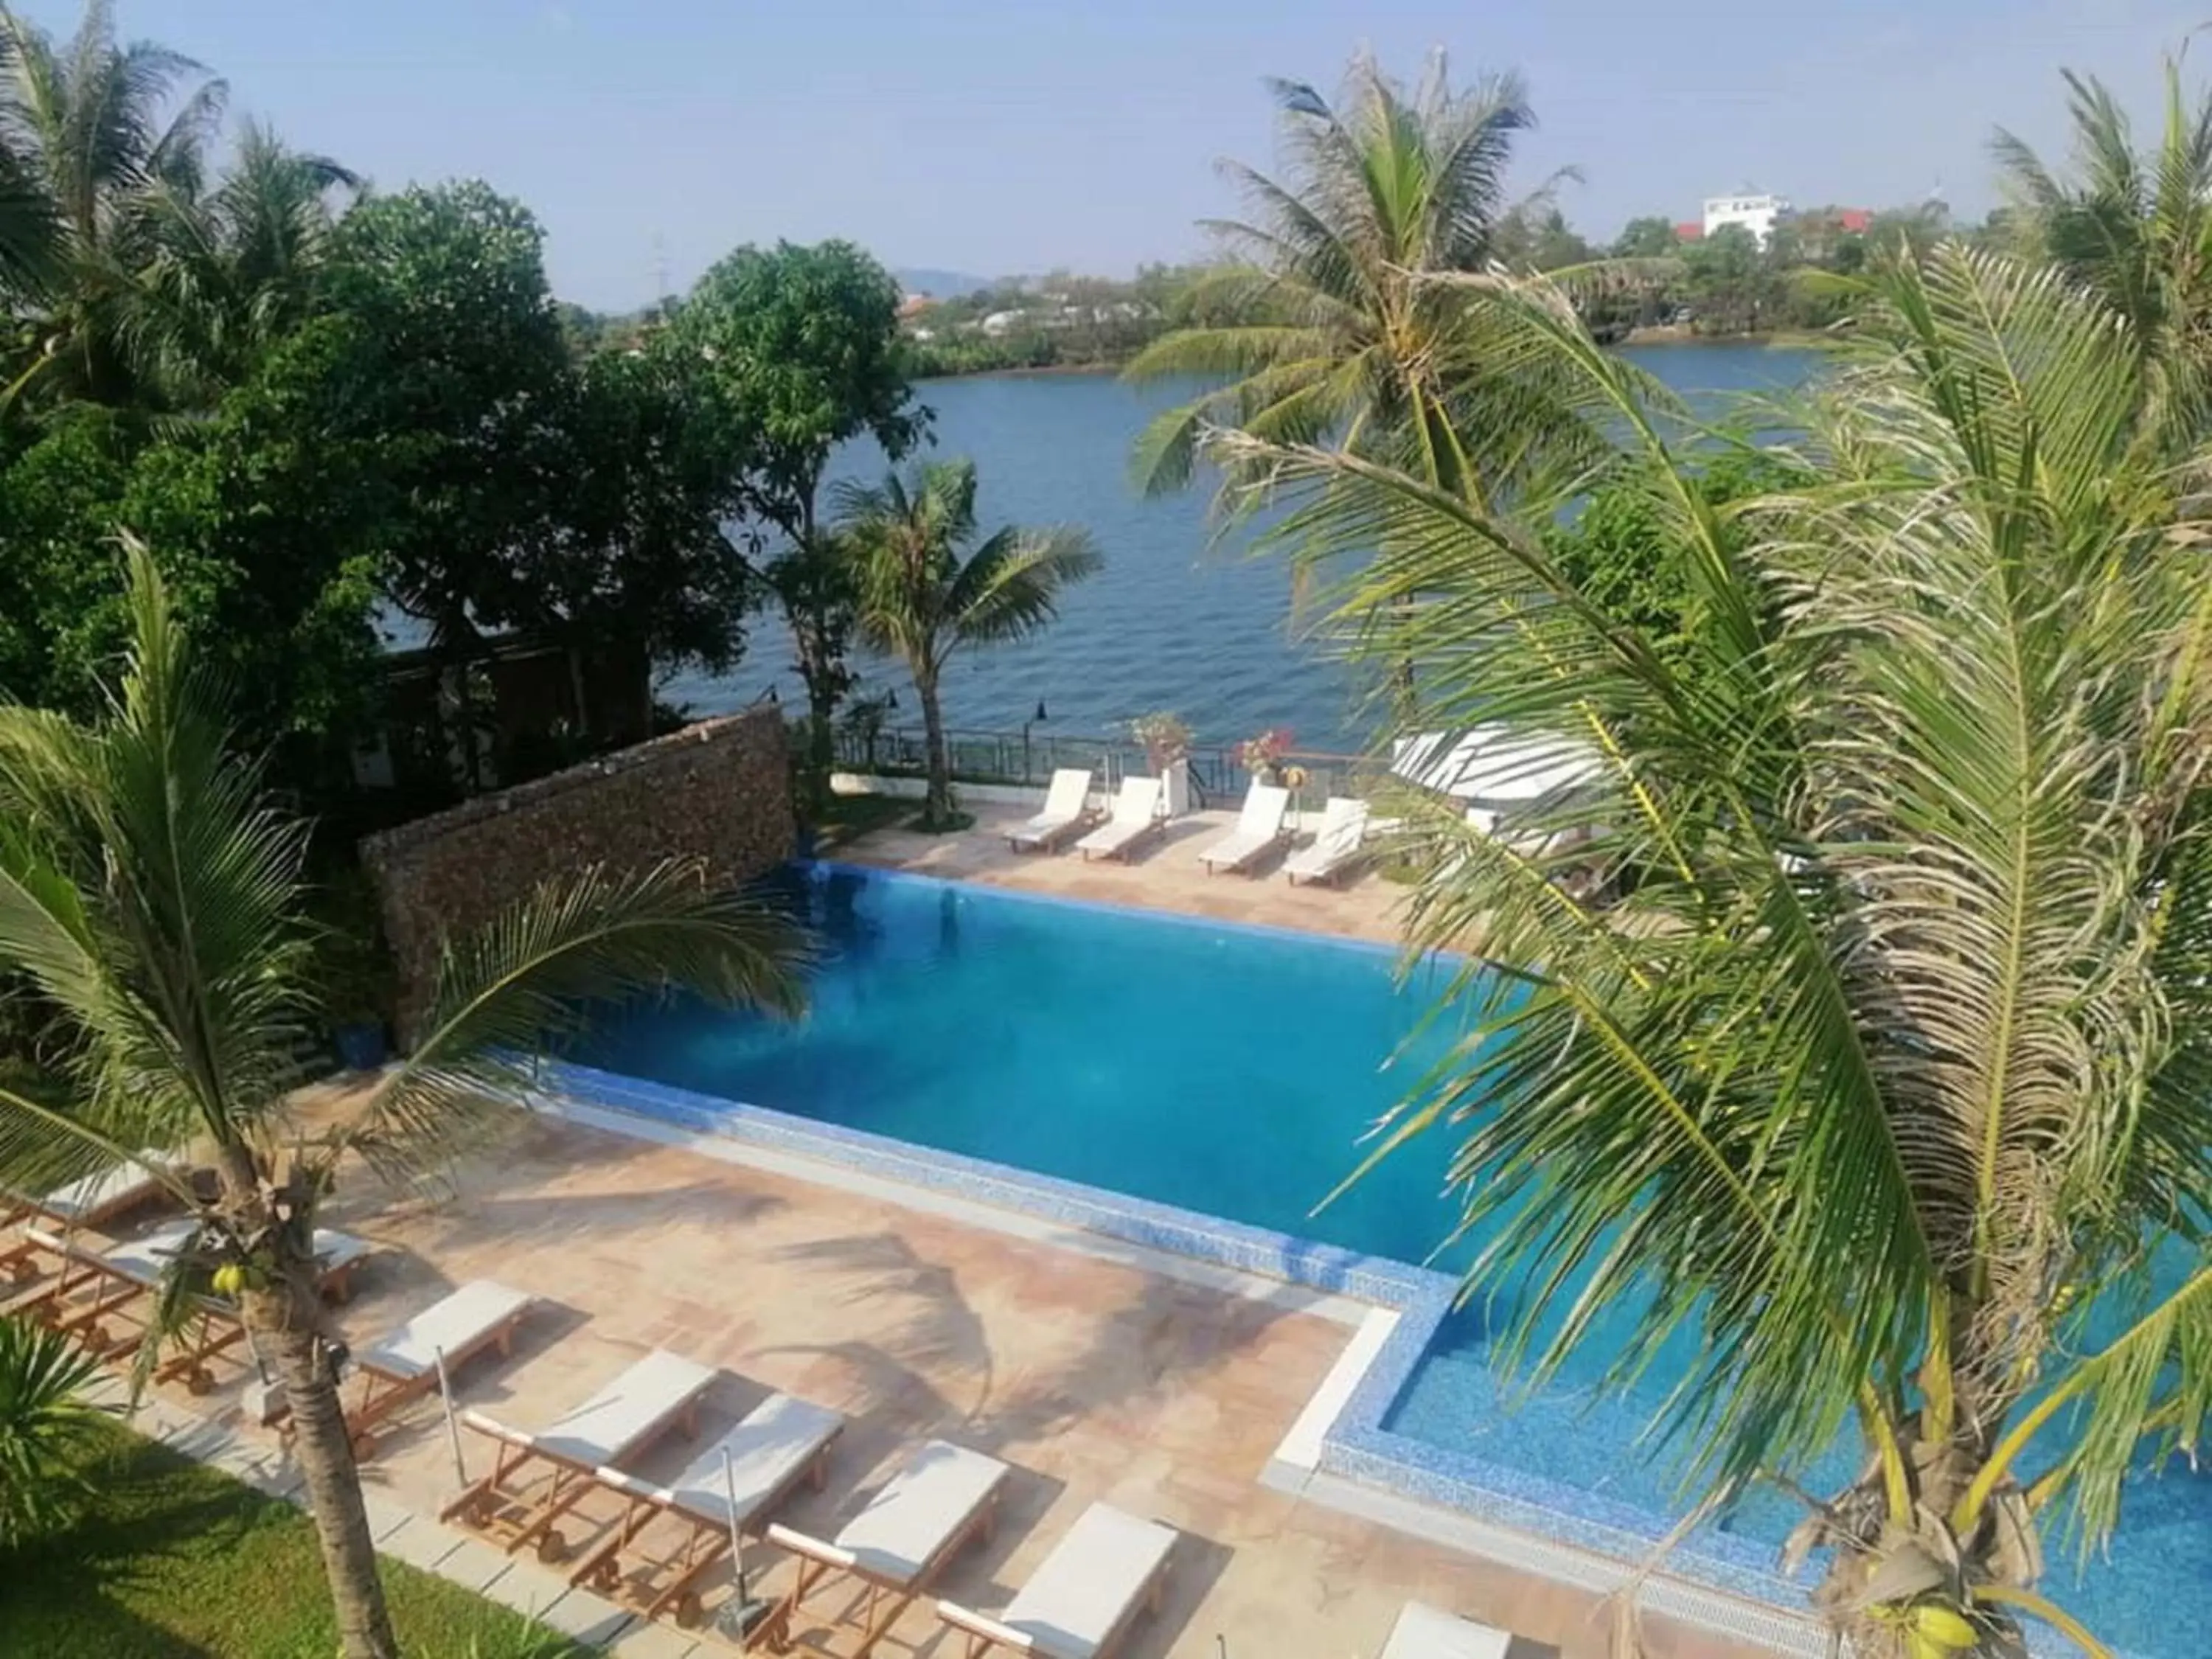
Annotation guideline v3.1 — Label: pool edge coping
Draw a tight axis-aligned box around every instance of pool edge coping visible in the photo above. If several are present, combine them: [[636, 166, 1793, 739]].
[[535, 1054, 1831, 1655]]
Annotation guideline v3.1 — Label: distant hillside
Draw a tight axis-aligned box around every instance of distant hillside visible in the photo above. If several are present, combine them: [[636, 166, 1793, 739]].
[[894, 266, 995, 299]]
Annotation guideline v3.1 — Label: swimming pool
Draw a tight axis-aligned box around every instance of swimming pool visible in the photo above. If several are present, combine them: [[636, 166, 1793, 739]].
[[568, 863, 2207, 1658]]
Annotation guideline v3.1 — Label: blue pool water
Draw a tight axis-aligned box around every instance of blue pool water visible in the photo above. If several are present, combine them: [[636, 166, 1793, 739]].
[[574, 865, 2208, 1657]]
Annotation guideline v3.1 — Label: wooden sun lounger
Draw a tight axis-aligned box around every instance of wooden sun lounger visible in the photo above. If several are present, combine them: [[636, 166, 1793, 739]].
[[0, 1156, 169, 1282], [567, 1391, 844, 1626], [938, 1502, 1178, 1658], [439, 1349, 715, 1563], [749, 1439, 1009, 1658], [1378, 1602, 1513, 1659], [285, 1279, 538, 1459], [7, 1220, 373, 1390]]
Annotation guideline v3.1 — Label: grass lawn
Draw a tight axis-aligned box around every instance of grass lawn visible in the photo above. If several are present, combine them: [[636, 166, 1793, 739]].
[[1, 1421, 585, 1658]]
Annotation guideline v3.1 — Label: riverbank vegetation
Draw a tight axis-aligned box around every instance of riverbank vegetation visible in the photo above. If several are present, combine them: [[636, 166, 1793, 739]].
[[1162, 44, 2212, 1659]]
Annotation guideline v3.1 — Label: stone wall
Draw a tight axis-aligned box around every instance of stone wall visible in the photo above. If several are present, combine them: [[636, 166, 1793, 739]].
[[362, 707, 793, 1031]]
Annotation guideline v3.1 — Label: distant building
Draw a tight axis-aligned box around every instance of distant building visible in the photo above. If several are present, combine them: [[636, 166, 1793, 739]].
[[1835, 208, 1873, 234], [897, 293, 935, 319], [1703, 192, 1792, 247], [1673, 220, 1705, 243], [980, 310, 1023, 338]]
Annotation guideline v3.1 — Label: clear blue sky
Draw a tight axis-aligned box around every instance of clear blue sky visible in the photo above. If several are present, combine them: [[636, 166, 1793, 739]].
[[22, 0, 2204, 310]]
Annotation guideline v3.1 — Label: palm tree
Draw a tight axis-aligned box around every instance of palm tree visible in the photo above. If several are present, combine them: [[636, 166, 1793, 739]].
[[1993, 52, 2212, 448], [835, 459, 1101, 829], [1124, 49, 1595, 507], [0, 0, 229, 407], [0, 542, 810, 1659], [127, 119, 360, 401], [0, 1315, 105, 1548], [1212, 247, 2212, 1657]]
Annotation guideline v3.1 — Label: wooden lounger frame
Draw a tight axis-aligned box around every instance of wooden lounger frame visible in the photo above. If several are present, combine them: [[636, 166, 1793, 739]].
[[332, 1302, 533, 1461], [746, 1478, 1004, 1658], [566, 1422, 839, 1627], [439, 1392, 705, 1564]]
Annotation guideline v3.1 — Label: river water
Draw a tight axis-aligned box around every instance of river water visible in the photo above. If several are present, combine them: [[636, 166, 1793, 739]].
[[669, 341, 1818, 754]]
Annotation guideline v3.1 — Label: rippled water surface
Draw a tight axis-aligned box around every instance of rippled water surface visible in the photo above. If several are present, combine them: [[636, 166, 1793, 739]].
[[670, 341, 1818, 751]]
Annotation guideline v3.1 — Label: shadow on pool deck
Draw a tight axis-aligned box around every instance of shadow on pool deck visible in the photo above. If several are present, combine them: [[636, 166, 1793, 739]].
[[114, 1093, 1784, 1659]]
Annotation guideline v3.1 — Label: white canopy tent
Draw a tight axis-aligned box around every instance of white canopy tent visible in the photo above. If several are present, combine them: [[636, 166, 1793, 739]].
[[1389, 726, 1607, 805]]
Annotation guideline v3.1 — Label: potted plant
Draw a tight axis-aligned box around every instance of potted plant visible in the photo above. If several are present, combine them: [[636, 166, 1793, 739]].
[[1128, 712, 1194, 815], [1237, 726, 1295, 787]]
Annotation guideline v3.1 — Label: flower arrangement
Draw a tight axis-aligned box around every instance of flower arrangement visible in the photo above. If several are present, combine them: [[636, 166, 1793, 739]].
[[1237, 726, 1295, 785], [1128, 711, 1193, 770]]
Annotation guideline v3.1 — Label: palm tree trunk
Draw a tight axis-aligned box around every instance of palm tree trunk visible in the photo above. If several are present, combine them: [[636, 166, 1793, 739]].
[[243, 1261, 399, 1659], [917, 668, 951, 826]]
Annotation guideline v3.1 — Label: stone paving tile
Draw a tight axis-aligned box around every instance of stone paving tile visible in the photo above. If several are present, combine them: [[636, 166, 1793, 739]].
[[436, 1534, 519, 1594], [378, 1514, 462, 1572], [605, 1622, 699, 1659]]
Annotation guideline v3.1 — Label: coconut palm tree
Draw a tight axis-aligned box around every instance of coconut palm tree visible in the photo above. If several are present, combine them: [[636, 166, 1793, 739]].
[[0, 541, 809, 1659], [835, 459, 1101, 830], [126, 119, 360, 402], [1213, 246, 2212, 1657], [0, 1315, 105, 1549], [0, 0, 229, 407], [1993, 52, 2212, 448], [1124, 48, 1596, 507]]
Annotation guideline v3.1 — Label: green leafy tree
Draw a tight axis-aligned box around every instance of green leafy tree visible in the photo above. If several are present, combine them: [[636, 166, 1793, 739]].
[[534, 336, 757, 726], [0, 545, 809, 1659], [1612, 215, 1680, 258], [0, 334, 387, 782], [1679, 222, 1773, 333], [672, 239, 925, 810], [1995, 52, 2212, 447], [835, 459, 1099, 827], [1215, 248, 2212, 1658], [0, 1314, 104, 1549], [1126, 49, 1583, 505]]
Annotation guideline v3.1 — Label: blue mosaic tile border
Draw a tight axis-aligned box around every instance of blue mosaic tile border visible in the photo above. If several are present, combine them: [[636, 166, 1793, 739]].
[[541, 1049, 1812, 1618]]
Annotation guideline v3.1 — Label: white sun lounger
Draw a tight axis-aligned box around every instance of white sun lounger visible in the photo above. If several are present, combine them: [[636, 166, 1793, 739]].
[[1197, 782, 1291, 874], [1074, 776, 1165, 862], [1, 1155, 170, 1281], [443, 1349, 715, 1560], [4, 1218, 374, 1388], [1006, 769, 1097, 852], [569, 1390, 844, 1623], [938, 1502, 1178, 1658], [758, 1439, 1010, 1658], [1284, 796, 1371, 886], [1378, 1602, 1514, 1659], [320, 1279, 538, 1458]]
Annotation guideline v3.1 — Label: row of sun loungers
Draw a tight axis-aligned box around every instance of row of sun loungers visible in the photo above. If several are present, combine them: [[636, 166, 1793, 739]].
[[3, 1174, 1520, 1659], [1008, 769, 1373, 883]]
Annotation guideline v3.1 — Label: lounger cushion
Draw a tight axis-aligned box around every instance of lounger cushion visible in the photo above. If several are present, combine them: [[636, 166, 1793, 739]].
[[1380, 1602, 1512, 1659], [38, 1161, 160, 1223], [837, 1439, 1007, 1584], [637, 1391, 842, 1528], [360, 1280, 535, 1381], [104, 1221, 372, 1292], [999, 1503, 1176, 1658], [535, 1349, 714, 1467]]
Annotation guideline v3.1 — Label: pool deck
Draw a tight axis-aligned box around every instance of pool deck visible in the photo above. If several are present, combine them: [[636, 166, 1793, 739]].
[[169, 1104, 1777, 1659], [828, 798, 1419, 947]]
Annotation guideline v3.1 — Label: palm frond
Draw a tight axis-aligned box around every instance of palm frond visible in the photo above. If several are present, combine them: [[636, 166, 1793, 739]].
[[347, 860, 808, 1189]]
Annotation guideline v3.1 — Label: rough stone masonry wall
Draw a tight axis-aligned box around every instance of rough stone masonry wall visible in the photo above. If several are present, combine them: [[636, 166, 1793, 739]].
[[361, 707, 793, 1034]]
